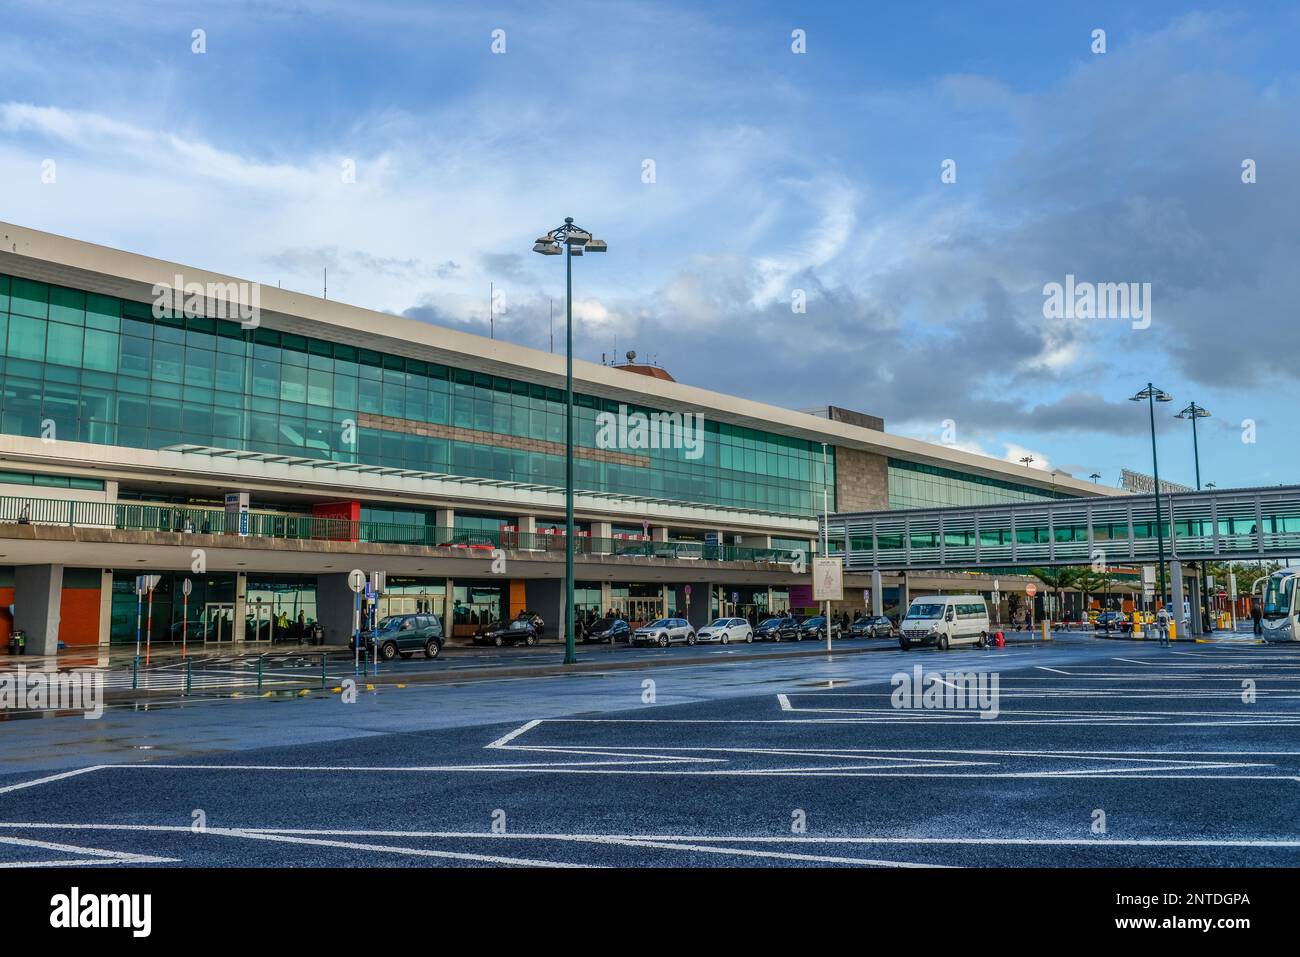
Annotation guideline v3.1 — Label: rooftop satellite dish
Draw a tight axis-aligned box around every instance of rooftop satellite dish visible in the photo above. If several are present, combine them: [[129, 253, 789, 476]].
[[626, 350, 637, 363]]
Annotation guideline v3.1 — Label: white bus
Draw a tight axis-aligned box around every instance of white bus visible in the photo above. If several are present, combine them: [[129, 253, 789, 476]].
[[899, 595, 991, 650], [1260, 569, 1300, 642]]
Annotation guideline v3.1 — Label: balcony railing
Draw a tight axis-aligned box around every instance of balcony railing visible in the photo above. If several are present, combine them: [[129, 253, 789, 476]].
[[0, 495, 803, 566]]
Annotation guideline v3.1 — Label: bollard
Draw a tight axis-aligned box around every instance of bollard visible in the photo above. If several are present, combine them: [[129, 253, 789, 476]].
[[132, 655, 139, 690], [185, 657, 192, 695], [257, 654, 264, 691], [320, 653, 327, 690], [1132, 615, 1143, 639], [1169, 620, 1177, 643], [1041, 620, 1050, 642]]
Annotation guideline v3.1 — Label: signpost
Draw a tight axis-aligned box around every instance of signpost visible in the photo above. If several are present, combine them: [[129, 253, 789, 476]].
[[348, 569, 366, 674], [1026, 582, 1037, 632], [181, 577, 192, 659], [225, 492, 250, 537], [684, 584, 692, 622], [813, 556, 843, 651]]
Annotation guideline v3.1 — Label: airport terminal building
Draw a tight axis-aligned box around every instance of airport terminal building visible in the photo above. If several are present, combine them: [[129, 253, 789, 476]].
[[0, 222, 1115, 653]]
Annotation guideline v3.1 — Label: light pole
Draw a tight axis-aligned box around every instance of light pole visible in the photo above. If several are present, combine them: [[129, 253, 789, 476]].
[[533, 218, 607, 664], [1089, 472, 1101, 483], [1020, 455, 1034, 468], [1130, 383, 1173, 610], [1176, 401, 1213, 631], [821, 442, 831, 651]]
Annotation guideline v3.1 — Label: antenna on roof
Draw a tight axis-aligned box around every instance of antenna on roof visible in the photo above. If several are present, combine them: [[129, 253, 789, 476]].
[[323, 268, 327, 300]]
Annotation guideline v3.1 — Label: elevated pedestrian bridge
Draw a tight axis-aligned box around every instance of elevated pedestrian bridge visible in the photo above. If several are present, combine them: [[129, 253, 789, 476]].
[[825, 484, 1300, 571]]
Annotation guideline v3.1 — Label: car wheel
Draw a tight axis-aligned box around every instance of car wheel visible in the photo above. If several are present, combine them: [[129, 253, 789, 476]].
[[900, 637, 911, 650], [493, 635, 504, 647], [526, 633, 537, 646], [658, 634, 669, 647], [720, 634, 729, 645], [745, 632, 753, 643], [938, 635, 950, 651], [423, 639, 441, 659], [381, 641, 398, 661], [687, 632, 697, 646]]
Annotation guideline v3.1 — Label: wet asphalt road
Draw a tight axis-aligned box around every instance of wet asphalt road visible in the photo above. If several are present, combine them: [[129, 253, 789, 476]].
[[1, 634, 1296, 867]]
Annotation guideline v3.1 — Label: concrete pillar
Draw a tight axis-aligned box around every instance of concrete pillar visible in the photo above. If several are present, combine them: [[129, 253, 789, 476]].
[[525, 579, 563, 641], [651, 526, 668, 542], [97, 569, 113, 647], [317, 573, 357, 646], [1188, 569, 1204, 638], [14, 564, 63, 656], [233, 571, 248, 642], [1170, 560, 1184, 637], [435, 508, 455, 544], [591, 520, 612, 554], [674, 582, 713, 630], [872, 569, 883, 617], [443, 578, 454, 637], [900, 571, 910, 609]]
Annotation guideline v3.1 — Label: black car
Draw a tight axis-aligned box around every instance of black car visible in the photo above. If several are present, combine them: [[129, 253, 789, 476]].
[[799, 615, 842, 640], [1093, 611, 1131, 632], [850, 615, 894, 638], [754, 617, 800, 642], [515, 610, 546, 636], [583, 617, 630, 643], [474, 618, 541, 647]]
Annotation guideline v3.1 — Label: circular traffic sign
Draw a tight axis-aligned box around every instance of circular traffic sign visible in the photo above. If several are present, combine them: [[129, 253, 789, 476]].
[[348, 568, 367, 593], [1026, 584, 1038, 597], [181, 578, 193, 597]]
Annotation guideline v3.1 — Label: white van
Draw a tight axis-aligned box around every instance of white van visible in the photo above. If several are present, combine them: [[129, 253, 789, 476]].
[[899, 595, 991, 650]]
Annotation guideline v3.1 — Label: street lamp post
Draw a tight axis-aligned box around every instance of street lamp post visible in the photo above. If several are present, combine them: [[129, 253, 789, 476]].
[[533, 218, 607, 664], [1176, 401, 1213, 632], [1130, 383, 1173, 611]]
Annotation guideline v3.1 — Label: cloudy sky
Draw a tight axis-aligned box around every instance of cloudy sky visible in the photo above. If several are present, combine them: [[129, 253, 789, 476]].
[[2, 0, 1297, 490]]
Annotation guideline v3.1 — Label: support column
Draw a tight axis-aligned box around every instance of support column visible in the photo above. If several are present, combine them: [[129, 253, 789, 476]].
[[651, 526, 668, 542], [591, 520, 612, 555], [97, 569, 113, 647], [14, 564, 63, 656], [435, 508, 455, 545], [900, 571, 910, 609], [871, 569, 884, 617], [443, 578, 455, 637], [1188, 569, 1204, 638], [233, 571, 248, 642], [316, 573, 356, 646], [1170, 560, 1184, 638]]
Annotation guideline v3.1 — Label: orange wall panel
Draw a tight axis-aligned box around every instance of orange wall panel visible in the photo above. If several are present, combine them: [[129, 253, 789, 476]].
[[58, 588, 101, 647]]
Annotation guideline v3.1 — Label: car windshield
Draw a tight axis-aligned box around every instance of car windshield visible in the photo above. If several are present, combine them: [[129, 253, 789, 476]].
[[906, 603, 945, 619], [707, 619, 731, 628], [377, 617, 406, 632], [758, 618, 780, 627], [593, 618, 619, 629], [508, 620, 531, 630], [805, 616, 824, 626], [647, 619, 672, 628]]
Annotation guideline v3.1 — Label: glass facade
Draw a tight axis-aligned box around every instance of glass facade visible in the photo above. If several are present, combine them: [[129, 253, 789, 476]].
[[0, 274, 834, 517], [887, 459, 1071, 510]]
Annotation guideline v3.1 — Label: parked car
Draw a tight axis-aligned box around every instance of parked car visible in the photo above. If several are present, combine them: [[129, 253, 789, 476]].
[[474, 617, 541, 647], [696, 618, 754, 644], [514, 610, 545, 636], [850, 615, 895, 638], [754, 617, 800, 641], [799, 615, 842, 640], [361, 614, 445, 660], [583, 617, 630, 643], [631, 618, 696, 647], [898, 595, 990, 650], [1093, 611, 1131, 632]]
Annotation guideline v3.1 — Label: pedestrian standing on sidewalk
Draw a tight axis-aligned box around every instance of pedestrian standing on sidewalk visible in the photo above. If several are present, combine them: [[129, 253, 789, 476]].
[[1252, 599, 1263, 636], [1156, 605, 1171, 647]]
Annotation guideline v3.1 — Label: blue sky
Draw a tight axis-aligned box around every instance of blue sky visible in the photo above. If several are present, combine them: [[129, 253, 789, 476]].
[[2, 0, 1298, 490]]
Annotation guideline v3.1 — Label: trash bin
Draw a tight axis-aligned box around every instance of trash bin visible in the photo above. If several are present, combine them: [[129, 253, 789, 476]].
[[10, 630, 26, 655], [310, 623, 324, 646]]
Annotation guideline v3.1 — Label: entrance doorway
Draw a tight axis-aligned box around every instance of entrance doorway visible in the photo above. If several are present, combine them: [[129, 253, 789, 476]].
[[204, 603, 236, 643]]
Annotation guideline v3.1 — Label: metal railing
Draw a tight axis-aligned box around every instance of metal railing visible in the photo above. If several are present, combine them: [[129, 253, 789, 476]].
[[0, 494, 804, 566]]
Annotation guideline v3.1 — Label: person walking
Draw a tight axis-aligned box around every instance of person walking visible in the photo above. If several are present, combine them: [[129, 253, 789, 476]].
[[1252, 599, 1263, 636]]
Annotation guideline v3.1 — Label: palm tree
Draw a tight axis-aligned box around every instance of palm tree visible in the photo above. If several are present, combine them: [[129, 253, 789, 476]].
[[1028, 567, 1083, 623]]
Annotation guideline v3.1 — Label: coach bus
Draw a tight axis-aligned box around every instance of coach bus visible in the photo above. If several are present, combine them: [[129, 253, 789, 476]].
[[1260, 569, 1300, 642]]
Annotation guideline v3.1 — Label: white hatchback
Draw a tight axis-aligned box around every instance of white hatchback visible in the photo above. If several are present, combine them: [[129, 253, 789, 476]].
[[695, 617, 754, 644]]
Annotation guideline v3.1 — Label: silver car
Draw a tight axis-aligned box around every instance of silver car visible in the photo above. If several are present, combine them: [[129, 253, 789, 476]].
[[695, 617, 754, 644], [632, 617, 696, 647]]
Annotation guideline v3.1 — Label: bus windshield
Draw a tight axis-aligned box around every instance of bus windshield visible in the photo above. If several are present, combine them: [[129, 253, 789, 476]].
[[905, 603, 945, 619], [1263, 575, 1296, 619]]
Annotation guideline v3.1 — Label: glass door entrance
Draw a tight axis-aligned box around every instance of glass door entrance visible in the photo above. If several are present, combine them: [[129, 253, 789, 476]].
[[203, 603, 235, 643]]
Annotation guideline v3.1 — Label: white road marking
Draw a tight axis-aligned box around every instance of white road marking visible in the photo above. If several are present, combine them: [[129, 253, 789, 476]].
[[0, 833, 175, 865], [485, 719, 542, 749], [0, 766, 105, 796]]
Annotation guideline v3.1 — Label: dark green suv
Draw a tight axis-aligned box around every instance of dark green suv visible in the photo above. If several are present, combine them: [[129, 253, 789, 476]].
[[372, 614, 445, 660]]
